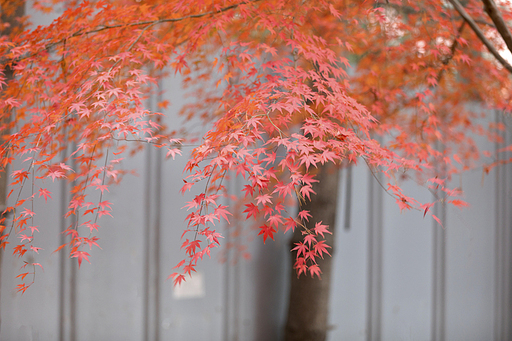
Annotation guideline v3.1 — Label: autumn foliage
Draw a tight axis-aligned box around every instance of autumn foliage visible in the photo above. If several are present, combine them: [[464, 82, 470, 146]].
[[0, 0, 511, 291]]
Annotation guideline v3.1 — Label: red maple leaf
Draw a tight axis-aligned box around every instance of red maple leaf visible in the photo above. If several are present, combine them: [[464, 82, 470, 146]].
[[243, 203, 260, 219], [258, 224, 276, 243]]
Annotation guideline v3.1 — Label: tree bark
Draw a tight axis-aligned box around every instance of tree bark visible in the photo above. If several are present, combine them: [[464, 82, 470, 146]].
[[447, 0, 512, 74], [284, 163, 340, 341]]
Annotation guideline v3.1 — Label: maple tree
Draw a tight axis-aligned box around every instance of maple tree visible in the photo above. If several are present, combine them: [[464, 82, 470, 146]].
[[1, 0, 512, 338]]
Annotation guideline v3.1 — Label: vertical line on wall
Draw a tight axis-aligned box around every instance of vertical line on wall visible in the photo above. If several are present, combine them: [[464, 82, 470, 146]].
[[233, 176, 240, 341], [223, 211, 231, 341], [58, 139, 68, 341], [366, 168, 383, 341], [143, 135, 152, 341], [375, 170, 383, 340], [233, 255, 240, 341], [143, 79, 163, 341], [69, 144, 78, 341], [493, 109, 509, 341], [502, 121, 509, 340], [505, 139, 512, 341], [495, 172, 502, 341], [58, 138, 78, 341], [344, 165, 352, 230], [431, 199, 446, 341], [152, 149, 162, 341], [431, 142, 446, 341], [494, 110, 512, 341], [505, 159, 512, 341], [223, 173, 234, 341], [493, 110, 502, 341], [153, 77, 163, 340], [494, 109, 502, 341], [69, 242, 77, 341], [502, 146, 510, 340]]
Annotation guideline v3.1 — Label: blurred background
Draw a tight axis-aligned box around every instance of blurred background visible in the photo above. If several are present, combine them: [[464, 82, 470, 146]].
[[1, 2, 511, 341], [1, 93, 509, 341]]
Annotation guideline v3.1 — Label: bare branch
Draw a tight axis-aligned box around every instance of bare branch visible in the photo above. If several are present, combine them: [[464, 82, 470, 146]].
[[482, 0, 512, 53], [475, 18, 496, 27], [447, 0, 512, 74]]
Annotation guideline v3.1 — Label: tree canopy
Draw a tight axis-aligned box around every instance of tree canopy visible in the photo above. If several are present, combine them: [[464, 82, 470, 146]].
[[1, 0, 511, 291]]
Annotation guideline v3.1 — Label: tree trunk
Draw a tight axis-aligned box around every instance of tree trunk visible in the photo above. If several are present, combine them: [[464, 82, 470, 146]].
[[284, 163, 340, 341]]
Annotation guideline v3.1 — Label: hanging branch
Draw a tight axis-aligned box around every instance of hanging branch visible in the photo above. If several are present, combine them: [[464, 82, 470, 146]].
[[481, 0, 512, 54], [447, 0, 512, 74]]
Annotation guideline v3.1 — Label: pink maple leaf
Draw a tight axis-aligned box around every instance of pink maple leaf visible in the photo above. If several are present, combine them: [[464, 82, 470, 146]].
[[71, 250, 90, 268], [30, 246, 43, 253], [313, 221, 332, 238], [38, 188, 52, 202], [292, 242, 308, 257], [313, 240, 331, 259], [255, 194, 272, 206], [309, 264, 322, 278]]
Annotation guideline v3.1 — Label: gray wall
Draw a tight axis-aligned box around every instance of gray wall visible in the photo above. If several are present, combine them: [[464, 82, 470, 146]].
[[329, 115, 510, 341], [1, 4, 511, 340], [1, 110, 510, 341]]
